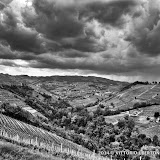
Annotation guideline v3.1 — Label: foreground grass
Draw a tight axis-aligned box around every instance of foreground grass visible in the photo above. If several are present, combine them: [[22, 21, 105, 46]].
[[0, 140, 64, 160]]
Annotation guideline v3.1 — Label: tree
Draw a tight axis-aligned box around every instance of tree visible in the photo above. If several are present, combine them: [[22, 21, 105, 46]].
[[153, 135, 159, 146], [118, 119, 126, 129], [154, 112, 160, 119], [77, 127, 85, 134], [94, 106, 103, 116], [138, 134, 146, 140], [127, 118, 135, 130], [146, 117, 150, 121], [110, 102, 115, 108], [109, 134, 115, 142]]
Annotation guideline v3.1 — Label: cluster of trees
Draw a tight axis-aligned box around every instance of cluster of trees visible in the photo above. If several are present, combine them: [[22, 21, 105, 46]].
[[120, 82, 148, 92]]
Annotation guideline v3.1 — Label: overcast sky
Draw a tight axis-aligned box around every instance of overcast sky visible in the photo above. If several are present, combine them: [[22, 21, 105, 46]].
[[0, 0, 160, 82]]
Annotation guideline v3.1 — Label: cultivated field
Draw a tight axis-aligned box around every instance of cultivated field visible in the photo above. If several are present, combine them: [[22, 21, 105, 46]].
[[138, 105, 160, 117], [0, 114, 91, 154], [97, 85, 160, 110], [70, 97, 98, 107], [138, 85, 160, 100]]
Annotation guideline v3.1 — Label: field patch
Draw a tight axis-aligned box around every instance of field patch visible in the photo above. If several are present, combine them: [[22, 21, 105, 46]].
[[70, 97, 98, 107], [105, 112, 128, 124], [140, 125, 160, 139], [139, 105, 160, 117]]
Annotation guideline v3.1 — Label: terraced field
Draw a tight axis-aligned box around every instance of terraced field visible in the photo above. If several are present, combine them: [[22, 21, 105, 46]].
[[106, 85, 153, 108], [0, 114, 91, 154], [138, 85, 160, 100], [97, 85, 160, 111], [87, 85, 152, 111]]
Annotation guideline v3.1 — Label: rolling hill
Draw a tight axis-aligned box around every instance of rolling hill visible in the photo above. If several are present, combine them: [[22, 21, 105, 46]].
[[0, 74, 160, 159]]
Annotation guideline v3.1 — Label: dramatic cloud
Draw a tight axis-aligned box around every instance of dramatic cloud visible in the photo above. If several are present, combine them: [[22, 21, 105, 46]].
[[22, 0, 138, 53], [0, 8, 45, 53], [125, 0, 160, 56], [0, 0, 160, 81], [79, 0, 138, 27]]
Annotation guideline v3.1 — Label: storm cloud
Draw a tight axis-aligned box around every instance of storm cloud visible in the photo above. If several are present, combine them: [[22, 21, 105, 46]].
[[126, 0, 160, 56], [0, 0, 160, 81]]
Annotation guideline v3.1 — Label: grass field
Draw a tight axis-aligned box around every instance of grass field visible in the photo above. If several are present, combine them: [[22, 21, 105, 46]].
[[70, 97, 98, 107], [87, 105, 99, 112], [138, 105, 160, 117], [132, 105, 160, 139], [140, 124, 160, 139], [0, 140, 63, 160]]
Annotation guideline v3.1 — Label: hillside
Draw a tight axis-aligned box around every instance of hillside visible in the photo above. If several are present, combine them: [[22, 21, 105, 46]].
[[0, 140, 64, 160], [1, 74, 160, 159], [0, 114, 94, 159], [0, 74, 128, 106], [101, 83, 160, 110]]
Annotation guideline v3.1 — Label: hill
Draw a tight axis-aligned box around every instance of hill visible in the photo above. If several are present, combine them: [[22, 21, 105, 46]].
[[1, 74, 160, 159], [0, 113, 94, 160], [0, 74, 128, 106]]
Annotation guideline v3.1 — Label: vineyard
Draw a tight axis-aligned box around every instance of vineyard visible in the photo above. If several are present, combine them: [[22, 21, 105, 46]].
[[138, 85, 160, 100], [0, 88, 45, 118], [98, 85, 160, 111], [0, 114, 106, 160], [0, 89, 26, 106], [93, 85, 148, 111]]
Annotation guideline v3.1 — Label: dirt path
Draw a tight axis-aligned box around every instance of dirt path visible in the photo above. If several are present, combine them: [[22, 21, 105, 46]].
[[119, 85, 157, 108], [138, 85, 157, 97]]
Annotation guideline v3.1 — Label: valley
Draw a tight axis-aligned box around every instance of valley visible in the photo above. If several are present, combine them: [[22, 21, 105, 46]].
[[0, 74, 160, 160]]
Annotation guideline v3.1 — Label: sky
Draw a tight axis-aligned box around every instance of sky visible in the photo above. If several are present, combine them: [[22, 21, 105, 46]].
[[0, 0, 160, 82]]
